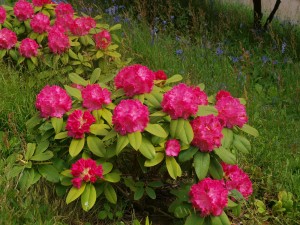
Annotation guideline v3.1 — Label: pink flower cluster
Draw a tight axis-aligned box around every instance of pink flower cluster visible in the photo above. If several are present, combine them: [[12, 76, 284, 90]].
[[30, 13, 50, 34], [66, 110, 95, 139], [190, 178, 228, 217], [114, 64, 155, 97], [19, 38, 39, 58], [93, 30, 111, 50], [154, 70, 167, 80], [222, 163, 253, 199], [162, 83, 208, 120], [48, 26, 70, 54], [0, 28, 17, 50], [32, 0, 52, 6], [71, 158, 103, 188], [82, 84, 112, 111], [113, 99, 149, 135], [215, 91, 248, 128], [70, 17, 96, 36], [13, 0, 34, 21], [165, 139, 181, 157], [35, 85, 72, 118], [0, 6, 6, 24], [54, 3, 74, 31], [191, 115, 223, 152]]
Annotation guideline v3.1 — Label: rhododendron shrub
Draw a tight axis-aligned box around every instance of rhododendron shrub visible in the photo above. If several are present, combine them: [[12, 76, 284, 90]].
[[19, 38, 39, 58], [0, 28, 17, 49], [0, 1, 125, 74], [13, 63, 258, 222]]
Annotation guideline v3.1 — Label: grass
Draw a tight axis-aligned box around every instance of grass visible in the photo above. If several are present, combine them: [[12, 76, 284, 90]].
[[1, 0, 300, 224]]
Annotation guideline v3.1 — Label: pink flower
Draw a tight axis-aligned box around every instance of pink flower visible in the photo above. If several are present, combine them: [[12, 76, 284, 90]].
[[30, 13, 50, 34], [0, 28, 17, 49], [216, 90, 231, 101], [19, 38, 39, 58], [35, 85, 72, 118], [71, 158, 103, 188], [0, 6, 6, 24], [113, 99, 149, 135], [82, 84, 112, 111], [54, 14, 73, 31], [48, 26, 70, 54], [13, 0, 34, 21], [191, 115, 223, 152], [162, 83, 208, 120], [215, 96, 248, 128], [66, 110, 96, 139], [93, 30, 111, 49], [190, 178, 228, 217], [32, 0, 52, 6], [222, 163, 253, 200], [114, 64, 155, 97], [55, 3, 74, 17], [70, 17, 96, 36], [154, 70, 167, 80], [71, 83, 84, 91], [165, 139, 181, 157]]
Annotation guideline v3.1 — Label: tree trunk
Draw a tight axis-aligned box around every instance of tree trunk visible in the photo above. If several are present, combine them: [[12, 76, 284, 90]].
[[264, 0, 282, 29], [253, 0, 263, 29]]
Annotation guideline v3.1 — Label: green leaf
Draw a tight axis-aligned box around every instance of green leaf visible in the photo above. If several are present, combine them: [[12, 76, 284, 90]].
[[68, 49, 78, 59], [31, 56, 38, 66], [96, 50, 104, 59], [144, 152, 164, 167], [170, 119, 194, 145], [128, 131, 142, 150], [197, 105, 218, 116], [145, 92, 162, 108], [210, 216, 223, 225], [89, 124, 109, 136], [90, 68, 101, 83], [69, 73, 88, 86], [109, 23, 122, 31], [69, 138, 85, 158], [26, 113, 42, 130], [101, 162, 113, 175], [185, 213, 205, 225], [26, 59, 35, 71], [214, 147, 236, 165], [134, 187, 144, 200], [218, 212, 231, 225], [239, 124, 259, 137], [104, 172, 121, 183], [209, 157, 223, 180], [145, 124, 167, 138], [221, 128, 233, 148], [9, 49, 18, 61], [30, 151, 53, 161], [54, 131, 68, 139], [66, 184, 86, 204], [7, 166, 24, 179], [51, 117, 63, 134], [166, 157, 182, 179], [116, 135, 129, 155], [64, 85, 82, 100], [194, 151, 210, 180], [178, 146, 198, 162], [104, 184, 117, 204], [145, 187, 156, 199], [102, 130, 117, 142], [19, 168, 41, 190], [139, 137, 156, 159], [87, 136, 106, 157], [38, 165, 60, 183], [106, 51, 121, 58], [174, 204, 191, 218], [150, 111, 168, 117], [233, 134, 251, 154], [165, 74, 183, 85], [25, 143, 36, 160], [101, 108, 113, 125], [81, 183, 97, 211]]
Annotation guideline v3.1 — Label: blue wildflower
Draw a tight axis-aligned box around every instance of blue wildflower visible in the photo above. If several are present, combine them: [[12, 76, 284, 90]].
[[176, 49, 183, 55], [261, 56, 269, 64], [281, 42, 287, 54], [216, 47, 223, 56], [231, 56, 239, 63]]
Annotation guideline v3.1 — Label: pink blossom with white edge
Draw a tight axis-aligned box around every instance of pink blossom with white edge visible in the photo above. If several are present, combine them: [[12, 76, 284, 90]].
[[165, 139, 181, 157], [19, 38, 39, 58]]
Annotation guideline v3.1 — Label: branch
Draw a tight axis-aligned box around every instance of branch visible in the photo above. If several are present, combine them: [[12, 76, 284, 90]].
[[264, 0, 281, 29]]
